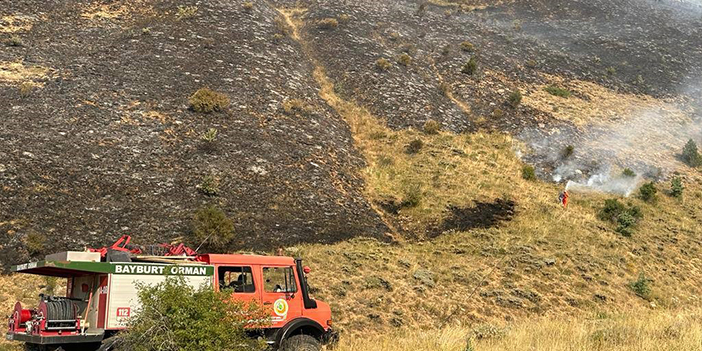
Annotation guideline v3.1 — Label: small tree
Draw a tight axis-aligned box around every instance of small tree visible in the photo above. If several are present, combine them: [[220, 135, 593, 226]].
[[116, 277, 267, 351], [507, 90, 522, 108], [671, 177, 684, 198], [682, 139, 701, 167], [561, 145, 574, 159], [192, 206, 235, 251], [622, 168, 636, 178], [629, 273, 652, 300], [638, 182, 657, 203], [461, 57, 477, 75], [522, 165, 536, 181], [598, 199, 643, 237]]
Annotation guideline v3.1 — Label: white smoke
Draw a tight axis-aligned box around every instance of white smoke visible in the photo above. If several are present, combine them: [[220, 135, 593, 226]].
[[520, 86, 702, 197]]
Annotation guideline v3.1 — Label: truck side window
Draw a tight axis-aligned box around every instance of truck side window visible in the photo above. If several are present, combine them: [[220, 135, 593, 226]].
[[263, 267, 297, 293], [218, 266, 255, 293]]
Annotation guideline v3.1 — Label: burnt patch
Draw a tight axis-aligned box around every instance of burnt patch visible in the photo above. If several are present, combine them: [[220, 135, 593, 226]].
[[440, 199, 516, 232]]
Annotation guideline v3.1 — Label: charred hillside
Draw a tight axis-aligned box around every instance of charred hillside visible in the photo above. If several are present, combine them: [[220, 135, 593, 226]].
[[1, 0, 702, 269], [0, 0, 390, 266]]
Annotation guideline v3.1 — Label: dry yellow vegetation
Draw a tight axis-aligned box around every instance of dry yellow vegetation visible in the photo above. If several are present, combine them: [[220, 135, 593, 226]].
[[337, 309, 702, 351]]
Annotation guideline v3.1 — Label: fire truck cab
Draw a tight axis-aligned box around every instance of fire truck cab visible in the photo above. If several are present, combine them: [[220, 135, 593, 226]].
[[6, 248, 336, 351]]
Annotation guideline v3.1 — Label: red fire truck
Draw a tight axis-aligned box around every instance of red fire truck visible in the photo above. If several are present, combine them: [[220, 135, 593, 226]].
[[6, 237, 337, 351]]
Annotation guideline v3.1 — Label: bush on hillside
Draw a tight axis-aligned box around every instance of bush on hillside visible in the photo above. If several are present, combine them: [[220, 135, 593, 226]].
[[242, 2, 254, 11], [198, 175, 220, 197], [507, 90, 522, 108], [544, 85, 571, 98], [192, 206, 235, 251], [460, 41, 474, 52], [622, 168, 636, 178], [282, 98, 312, 116], [317, 18, 339, 30], [189, 88, 230, 113], [670, 177, 684, 198], [406, 139, 424, 154], [397, 53, 412, 66], [116, 277, 267, 351], [401, 185, 422, 208], [682, 139, 701, 167], [423, 120, 441, 134], [176, 6, 198, 20], [522, 165, 536, 181], [629, 273, 652, 300], [638, 182, 657, 203], [5, 35, 23, 47], [376, 58, 392, 71], [562, 145, 574, 159], [598, 199, 642, 237], [461, 57, 477, 75]]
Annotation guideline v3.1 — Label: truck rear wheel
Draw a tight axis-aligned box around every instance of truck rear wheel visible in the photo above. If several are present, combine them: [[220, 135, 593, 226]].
[[280, 334, 321, 351]]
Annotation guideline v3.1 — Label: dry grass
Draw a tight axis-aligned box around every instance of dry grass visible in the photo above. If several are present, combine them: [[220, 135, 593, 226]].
[[0, 15, 34, 33], [80, 0, 155, 23], [522, 73, 686, 126], [336, 309, 702, 351], [0, 61, 52, 84]]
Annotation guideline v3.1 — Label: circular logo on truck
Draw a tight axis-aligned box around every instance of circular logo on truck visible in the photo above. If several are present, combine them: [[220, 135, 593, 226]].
[[273, 299, 289, 317]]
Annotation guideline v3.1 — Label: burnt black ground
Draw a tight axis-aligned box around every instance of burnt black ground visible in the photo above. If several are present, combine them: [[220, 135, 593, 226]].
[[2, 0, 701, 267]]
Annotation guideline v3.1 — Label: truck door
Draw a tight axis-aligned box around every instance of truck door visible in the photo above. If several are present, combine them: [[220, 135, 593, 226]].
[[261, 266, 302, 327], [216, 265, 258, 303]]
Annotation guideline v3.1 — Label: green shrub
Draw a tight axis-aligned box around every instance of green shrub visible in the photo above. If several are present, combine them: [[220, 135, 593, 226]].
[[397, 53, 412, 66], [192, 206, 235, 251], [176, 6, 198, 20], [461, 57, 477, 75], [629, 273, 652, 300], [116, 277, 266, 351], [521, 165, 536, 181], [317, 18, 339, 29], [525, 59, 537, 68], [242, 2, 254, 11], [5, 35, 23, 47], [507, 90, 522, 108], [638, 182, 657, 203], [406, 139, 424, 154], [562, 145, 574, 159], [544, 85, 571, 98], [376, 58, 392, 71], [201, 128, 218, 143], [24, 232, 46, 255], [189, 88, 230, 113], [460, 41, 474, 52], [198, 175, 220, 196], [671, 177, 684, 198], [682, 139, 701, 167], [606, 66, 616, 76], [423, 120, 441, 134], [622, 168, 636, 178], [401, 185, 422, 208], [598, 199, 642, 237]]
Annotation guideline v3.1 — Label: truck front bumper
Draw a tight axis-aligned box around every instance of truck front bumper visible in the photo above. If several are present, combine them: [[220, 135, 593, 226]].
[[6, 332, 104, 345]]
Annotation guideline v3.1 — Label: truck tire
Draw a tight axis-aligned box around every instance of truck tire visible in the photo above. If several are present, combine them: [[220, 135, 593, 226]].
[[280, 334, 321, 351]]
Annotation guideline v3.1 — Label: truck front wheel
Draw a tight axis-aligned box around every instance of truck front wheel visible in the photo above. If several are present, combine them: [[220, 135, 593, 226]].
[[280, 334, 322, 351]]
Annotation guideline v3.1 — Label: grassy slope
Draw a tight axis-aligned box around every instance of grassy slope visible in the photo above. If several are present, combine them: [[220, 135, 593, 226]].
[[277, 7, 702, 342]]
